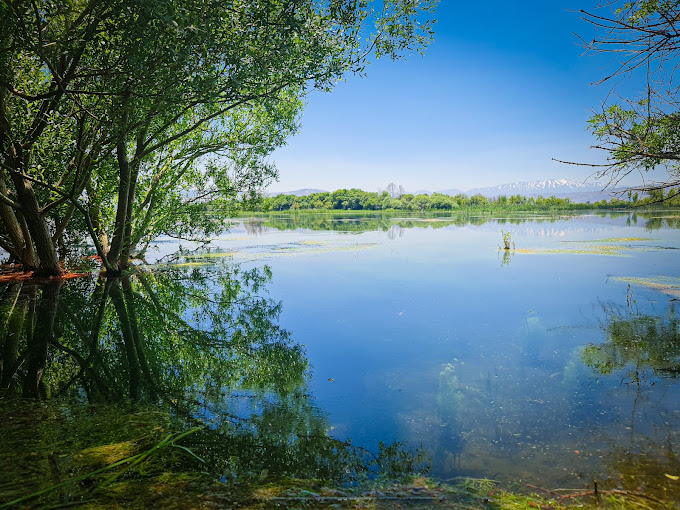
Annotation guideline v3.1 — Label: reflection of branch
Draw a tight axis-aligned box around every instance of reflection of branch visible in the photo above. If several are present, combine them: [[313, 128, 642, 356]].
[[304, 434, 380, 465], [48, 338, 111, 398], [134, 273, 210, 340], [54, 281, 114, 398], [122, 277, 161, 397], [110, 282, 141, 399], [0, 284, 29, 389]]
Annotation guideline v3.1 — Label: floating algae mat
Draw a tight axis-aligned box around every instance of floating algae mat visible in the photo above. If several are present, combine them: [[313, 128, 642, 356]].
[[516, 245, 634, 256], [150, 240, 380, 273], [613, 276, 680, 298], [232, 240, 380, 261], [516, 237, 670, 256], [184, 251, 238, 259], [562, 237, 655, 243]]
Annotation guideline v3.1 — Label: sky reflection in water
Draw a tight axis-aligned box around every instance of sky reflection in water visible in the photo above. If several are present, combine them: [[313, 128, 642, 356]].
[[190, 212, 680, 487]]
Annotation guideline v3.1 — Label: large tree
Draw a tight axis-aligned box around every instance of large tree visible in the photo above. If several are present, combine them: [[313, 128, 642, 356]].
[[576, 0, 680, 199], [0, 0, 437, 276]]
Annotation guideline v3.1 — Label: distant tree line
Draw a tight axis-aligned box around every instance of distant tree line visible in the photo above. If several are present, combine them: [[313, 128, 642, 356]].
[[240, 187, 680, 212]]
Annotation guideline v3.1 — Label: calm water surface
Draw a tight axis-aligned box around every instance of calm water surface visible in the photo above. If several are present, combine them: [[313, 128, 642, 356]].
[[207, 212, 680, 487], [2, 211, 680, 499]]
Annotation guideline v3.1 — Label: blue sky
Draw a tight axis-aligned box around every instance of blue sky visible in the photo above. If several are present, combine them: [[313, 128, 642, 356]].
[[270, 1, 653, 193]]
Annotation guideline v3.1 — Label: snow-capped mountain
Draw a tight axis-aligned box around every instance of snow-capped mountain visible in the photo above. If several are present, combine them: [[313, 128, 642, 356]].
[[465, 178, 606, 197]]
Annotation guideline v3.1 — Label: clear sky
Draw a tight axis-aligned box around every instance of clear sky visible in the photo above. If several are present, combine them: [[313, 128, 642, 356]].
[[269, 1, 655, 193]]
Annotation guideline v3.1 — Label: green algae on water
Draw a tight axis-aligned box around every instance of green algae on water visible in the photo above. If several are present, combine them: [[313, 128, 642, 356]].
[[515, 245, 633, 257], [562, 237, 654, 243], [613, 276, 680, 298]]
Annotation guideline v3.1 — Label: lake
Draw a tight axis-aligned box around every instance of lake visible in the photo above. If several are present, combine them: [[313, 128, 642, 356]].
[[2, 211, 680, 505]]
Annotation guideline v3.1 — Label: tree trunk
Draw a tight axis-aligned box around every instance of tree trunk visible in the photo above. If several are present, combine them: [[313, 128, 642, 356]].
[[16, 211, 38, 267], [106, 140, 133, 274], [86, 182, 110, 255], [2, 140, 62, 275], [0, 203, 26, 263], [9, 171, 62, 275], [119, 164, 140, 268], [0, 172, 30, 263]]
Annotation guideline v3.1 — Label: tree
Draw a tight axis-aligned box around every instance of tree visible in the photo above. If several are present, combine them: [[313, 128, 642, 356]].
[[410, 194, 430, 210], [0, 0, 437, 276], [429, 192, 455, 209], [573, 1, 680, 200], [386, 182, 405, 198], [91, 93, 302, 261], [468, 193, 488, 206]]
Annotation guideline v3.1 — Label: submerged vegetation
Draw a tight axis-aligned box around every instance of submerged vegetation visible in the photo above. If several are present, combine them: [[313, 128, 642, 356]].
[[612, 276, 680, 299], [1, 398, 677, 509]]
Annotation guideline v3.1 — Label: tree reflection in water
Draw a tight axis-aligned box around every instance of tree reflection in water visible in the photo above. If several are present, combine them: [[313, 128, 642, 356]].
[[582, 305, 680, 384], [579, 305, 680, 501], [0, 260, 428, 507]]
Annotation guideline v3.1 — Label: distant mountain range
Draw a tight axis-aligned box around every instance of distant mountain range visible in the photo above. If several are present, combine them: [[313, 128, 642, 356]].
[[267, 179, 629, 204], [461, 178, 626, 203], [266, 188, 327, 197], [465, 178, 605, 196]]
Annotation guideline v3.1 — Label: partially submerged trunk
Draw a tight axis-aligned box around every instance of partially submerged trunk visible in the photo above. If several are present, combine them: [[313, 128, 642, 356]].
[[106, 141, 133, 274], [119, 164, 140, 269], [0, 126, 61, 274]]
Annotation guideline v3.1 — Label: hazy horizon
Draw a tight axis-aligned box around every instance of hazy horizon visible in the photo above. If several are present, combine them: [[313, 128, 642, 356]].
[[267, 177, 622, 195]]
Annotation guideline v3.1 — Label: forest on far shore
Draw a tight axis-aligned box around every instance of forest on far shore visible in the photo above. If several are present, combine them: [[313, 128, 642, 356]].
[[241, 187, 678, 212]]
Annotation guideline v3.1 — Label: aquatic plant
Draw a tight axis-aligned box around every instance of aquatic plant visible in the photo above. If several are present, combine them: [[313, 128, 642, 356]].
[[501, 230, 512, 250]]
